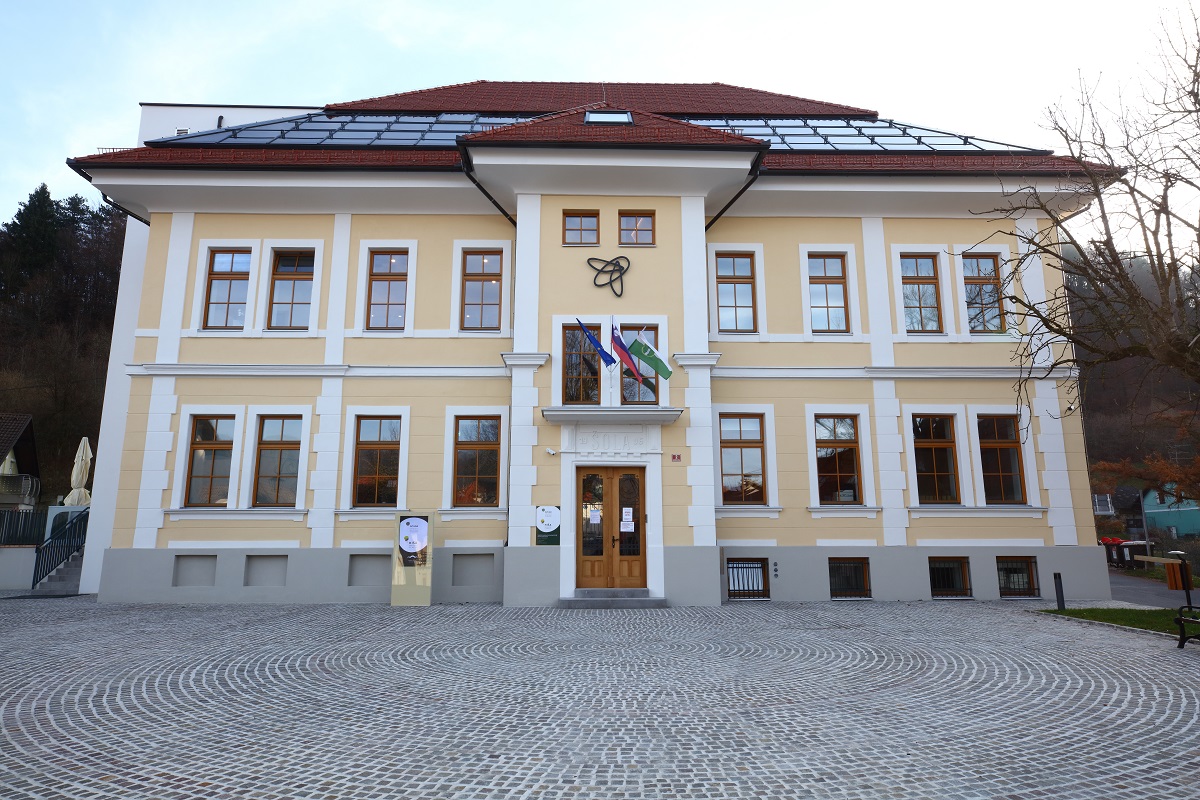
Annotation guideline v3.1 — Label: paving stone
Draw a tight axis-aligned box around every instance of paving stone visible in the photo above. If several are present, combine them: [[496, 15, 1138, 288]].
[[0, 597, 1196, 799]]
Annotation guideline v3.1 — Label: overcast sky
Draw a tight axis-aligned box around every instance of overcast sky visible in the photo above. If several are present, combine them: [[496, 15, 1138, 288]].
[[0, 0, 1194, 218]]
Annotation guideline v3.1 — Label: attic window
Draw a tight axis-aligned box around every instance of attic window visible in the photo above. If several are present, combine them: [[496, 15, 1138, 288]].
[[584, 110, 633, 125]]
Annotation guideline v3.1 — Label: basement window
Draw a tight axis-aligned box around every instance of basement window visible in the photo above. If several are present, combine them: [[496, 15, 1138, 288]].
[[584, 110, 633, 125]]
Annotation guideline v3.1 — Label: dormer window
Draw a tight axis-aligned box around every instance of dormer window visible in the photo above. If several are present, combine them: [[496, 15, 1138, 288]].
[[584, 110, 633, 125]]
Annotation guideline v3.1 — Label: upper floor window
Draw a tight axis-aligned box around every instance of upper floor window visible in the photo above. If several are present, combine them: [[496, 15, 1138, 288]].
[[620, 326, 659, 405], [619, 212, 655, 245], [719, 413, 766, 505], [900, 254, 942, 333], [203, 251, 251, 330], [716, 253, 757, 333], [253, 416, 302, 506], [185, 416, 235, 506], [978, 415, 1025, 504], [815, 415, 860, 504], [563, 324, 601, 405], [808, 255, 849, 333], [367, 250, 408, 330], [963, 254, 1004, 333], [912, 415, 958, 503], [453, 416, 501, 507], [268, 251, 315, 330], [353, 416, 402, 507], [564, 211, 599, 245], [460, 250, 502, 331]]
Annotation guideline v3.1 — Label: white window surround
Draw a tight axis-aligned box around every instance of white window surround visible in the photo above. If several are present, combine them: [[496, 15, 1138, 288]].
[[707, 243, 768, 341], [550, 315, 671, 408], [351, 239, 419, 336], [966, 404, 1042, 510], [889, 245, 956, 340], [902, 405, 976, 507], [448, 239, 513, 337], [440, 405, 510, 520], [804, 404, 879, 517], [952, 243, 1017, 339], [256, 239, 326, 335], [170, 404, 246, 510], [339, 405, 412, 513], [237, 405, 313, 512], [187, 239, 262, 334], [797, 244, 865, 340], [712, 403, 781, 518]]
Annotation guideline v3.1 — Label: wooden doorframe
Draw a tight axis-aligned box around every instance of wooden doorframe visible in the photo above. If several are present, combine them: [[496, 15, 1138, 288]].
[[574, 465, 647, 589]]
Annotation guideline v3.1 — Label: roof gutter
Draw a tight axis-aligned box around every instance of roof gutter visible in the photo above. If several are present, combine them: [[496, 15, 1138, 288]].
[[457, 144, 516, 227], [705, 149, 766, 231], [66, 160, 150, 226]]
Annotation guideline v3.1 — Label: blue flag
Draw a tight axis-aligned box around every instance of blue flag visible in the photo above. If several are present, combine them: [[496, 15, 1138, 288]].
[[576, 318, 616, 368]]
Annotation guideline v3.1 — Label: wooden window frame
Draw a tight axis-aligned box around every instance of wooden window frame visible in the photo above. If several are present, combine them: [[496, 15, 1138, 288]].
[[252, 415, 302, 508], [978, 414, 1026, 504], [719, 413, 767, 505], [563, 211, 599, 246], [460, 249, 503, 332], [997, 556, 1039, 598], [929, 556, 972, 598], [352, 416, 403, 508], [808, 254, 850, 333], [828, 557, 871, 599], [184, 415, 235, 507], [453, 415, 502, 508], [900, 254, 943, 333], [913, 415, 960, 504], [618, 211, 655, 246], [562, 325, 601, 405], [715, 252, 758, 333], [814, 415, 862, 505], [267, 250, 315, 331], [366, 250, 409, 331], [963, 253, 1006, 333], [620, 325, 659, 406], [202, 250, 251, 331]]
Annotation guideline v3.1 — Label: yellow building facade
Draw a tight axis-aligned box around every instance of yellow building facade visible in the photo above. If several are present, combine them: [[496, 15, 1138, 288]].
[[70, 83, 1108, 605]]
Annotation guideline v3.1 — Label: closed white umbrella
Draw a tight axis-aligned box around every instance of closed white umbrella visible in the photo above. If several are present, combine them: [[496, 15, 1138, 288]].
[[0, 449, 16, 476], [63, 437, 93, 506]]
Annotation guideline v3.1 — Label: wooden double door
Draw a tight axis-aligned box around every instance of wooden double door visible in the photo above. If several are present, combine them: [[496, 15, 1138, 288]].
[[576, 466, 646, 589]]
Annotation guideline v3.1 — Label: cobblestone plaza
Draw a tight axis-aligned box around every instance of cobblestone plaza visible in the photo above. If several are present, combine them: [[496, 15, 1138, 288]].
[[1, 597, 1197, 799]]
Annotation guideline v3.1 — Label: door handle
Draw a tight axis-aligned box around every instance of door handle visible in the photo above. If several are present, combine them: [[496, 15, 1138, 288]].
[[611, 535, 619, 549]]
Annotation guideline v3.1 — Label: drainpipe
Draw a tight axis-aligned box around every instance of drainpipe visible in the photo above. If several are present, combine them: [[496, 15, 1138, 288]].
[[457, 144, 517, 227], [705, 149, 767, 231]]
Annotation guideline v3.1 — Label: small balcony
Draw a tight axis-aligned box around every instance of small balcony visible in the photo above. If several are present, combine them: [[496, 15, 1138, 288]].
[[0, 474, 41, 509]]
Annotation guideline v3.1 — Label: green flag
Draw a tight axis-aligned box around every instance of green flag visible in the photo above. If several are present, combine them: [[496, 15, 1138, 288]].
[[627, 336, 672, 380]]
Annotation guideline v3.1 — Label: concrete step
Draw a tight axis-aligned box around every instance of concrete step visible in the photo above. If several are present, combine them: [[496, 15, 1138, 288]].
[[573, 588, 650, 599], [559, 589, 668, 609], [31, 548, 84, 595]]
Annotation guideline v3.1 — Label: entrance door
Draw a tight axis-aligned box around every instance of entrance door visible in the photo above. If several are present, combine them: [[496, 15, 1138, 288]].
[[576, 467, 646, 589]]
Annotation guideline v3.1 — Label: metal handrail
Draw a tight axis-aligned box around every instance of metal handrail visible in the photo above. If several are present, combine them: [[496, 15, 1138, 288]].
[[31, 508, 89, 589], [0, 508, 47, 546]]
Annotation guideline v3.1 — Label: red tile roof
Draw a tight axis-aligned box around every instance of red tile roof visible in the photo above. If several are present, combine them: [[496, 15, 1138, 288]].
[[461, 104, 768, 149], [70, 147, 462, 169], [327, 81, 876, 117], [761, 152, 1095, 175]]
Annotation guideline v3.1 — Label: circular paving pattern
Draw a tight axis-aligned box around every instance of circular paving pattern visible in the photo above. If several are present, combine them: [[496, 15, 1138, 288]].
[[1, 598, 1197, 799]]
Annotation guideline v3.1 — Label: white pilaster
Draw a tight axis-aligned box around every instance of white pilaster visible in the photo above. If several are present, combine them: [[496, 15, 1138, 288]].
[[79, 221, 150, 593], [132, 376, 178, 548], [512, 194, 542, 352], [1033, 379, 1080, 545], [873, 379, 909, 546], [676, 353, 720, 546], [680, 196, 710, 353], [155, 212, 194, 364], [308, 377, 344, 547], [323, 213, 351, 365], [1015, 218, 1053, 368], [504, 352, 549, 546], [861, 217, 895, 368]]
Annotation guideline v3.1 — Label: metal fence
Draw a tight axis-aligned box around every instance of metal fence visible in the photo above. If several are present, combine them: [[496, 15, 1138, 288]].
[[0, 508, 47, 546], [32, 508, 89, 589], [727, 558, 770, 600]]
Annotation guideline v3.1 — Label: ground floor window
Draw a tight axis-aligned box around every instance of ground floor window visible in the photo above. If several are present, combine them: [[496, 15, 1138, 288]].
[[828, 558, 871, 598], [997, 557, 1039, 597], [929, 556, 972, 597]]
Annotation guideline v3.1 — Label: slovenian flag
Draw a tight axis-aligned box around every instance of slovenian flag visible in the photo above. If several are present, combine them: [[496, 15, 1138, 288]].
[[612, 323, 655, 389], [627, 333, 673, 380], [576, 318, 615, 368]]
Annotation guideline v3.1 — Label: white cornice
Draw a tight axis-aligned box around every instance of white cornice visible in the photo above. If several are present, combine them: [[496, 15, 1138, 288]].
[[502, 352, 551, 368], [541, 406, 684, 425], [711, 366, 1073, 380], [673, 353, 721, 369], [132, 363, 509, 378]]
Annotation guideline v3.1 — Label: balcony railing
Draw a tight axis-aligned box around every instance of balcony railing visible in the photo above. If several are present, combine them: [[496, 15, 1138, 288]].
[[0, 474, 40, 506]]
